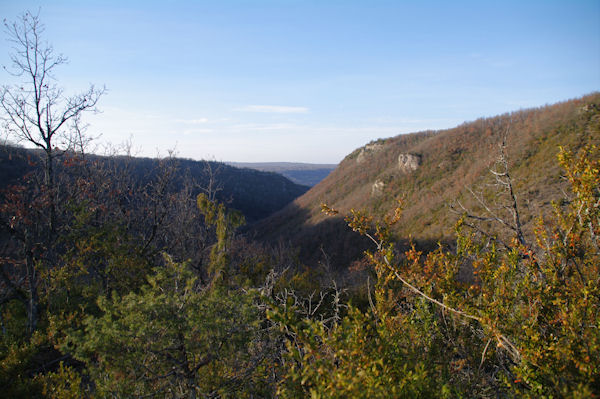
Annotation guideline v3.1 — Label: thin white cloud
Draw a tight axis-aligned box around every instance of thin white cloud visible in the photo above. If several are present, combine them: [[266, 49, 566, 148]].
[[231, 123, 298, 131], [236, 105, 309, 114], [175, 118, 209, 124]]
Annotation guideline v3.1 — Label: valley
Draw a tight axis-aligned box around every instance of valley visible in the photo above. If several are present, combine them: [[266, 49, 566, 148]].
[[227, 162, 337, 187], [1, 94, 598, 398], [0, 6, 597, 395]]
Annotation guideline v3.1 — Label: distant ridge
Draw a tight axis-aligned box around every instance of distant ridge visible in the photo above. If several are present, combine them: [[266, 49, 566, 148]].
[[227, 162, 337, 187]]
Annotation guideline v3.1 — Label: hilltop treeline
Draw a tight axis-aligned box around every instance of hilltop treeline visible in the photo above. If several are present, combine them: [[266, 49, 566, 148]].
[[0, 145, 308, 223]]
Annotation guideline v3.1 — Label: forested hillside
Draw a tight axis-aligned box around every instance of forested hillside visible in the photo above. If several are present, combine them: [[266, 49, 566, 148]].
[[254, 93, 600, 270], [0, 145, 308, 223]]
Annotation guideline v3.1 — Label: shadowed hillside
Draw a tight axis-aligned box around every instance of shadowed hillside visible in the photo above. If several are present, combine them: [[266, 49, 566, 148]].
[[253, 93, 600, 268], [0, 147, 309, 223]]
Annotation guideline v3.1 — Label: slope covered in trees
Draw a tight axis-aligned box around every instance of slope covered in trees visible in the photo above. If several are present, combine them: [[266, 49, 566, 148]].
[[0, 145, 308, 223], [254, 93, 600, 270]]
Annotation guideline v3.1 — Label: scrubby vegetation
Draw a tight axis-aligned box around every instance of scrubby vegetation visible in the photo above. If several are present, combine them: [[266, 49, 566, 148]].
[[273, 145, 599, 398], [1, 137, 597, 398], [1, 10, 599, 399]]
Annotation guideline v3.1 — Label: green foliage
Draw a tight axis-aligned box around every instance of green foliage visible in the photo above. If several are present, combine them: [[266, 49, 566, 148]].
[[506, 145, 600, 397], [0, 331, 46, 398], [270, 303, 461, 398], [36, 362, 83, 399], [67, 255, 267, 398], [270, 145, 600, 398], [197, 193, 245, 284], [43, 200, 151, 316]]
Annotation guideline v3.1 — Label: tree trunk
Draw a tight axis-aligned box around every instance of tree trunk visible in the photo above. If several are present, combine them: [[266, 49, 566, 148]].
[[25, 246, 38, 335], [45, 149, 56, 233]]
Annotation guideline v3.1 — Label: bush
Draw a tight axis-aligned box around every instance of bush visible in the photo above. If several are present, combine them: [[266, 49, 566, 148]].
[[269, 145, 600, 398]]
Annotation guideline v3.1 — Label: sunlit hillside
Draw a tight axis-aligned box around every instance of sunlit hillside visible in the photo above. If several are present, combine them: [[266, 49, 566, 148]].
[[255, 93, 600, 268]]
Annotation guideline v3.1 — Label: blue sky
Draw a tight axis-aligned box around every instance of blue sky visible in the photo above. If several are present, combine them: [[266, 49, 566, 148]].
[[1, 1, 599, 163]]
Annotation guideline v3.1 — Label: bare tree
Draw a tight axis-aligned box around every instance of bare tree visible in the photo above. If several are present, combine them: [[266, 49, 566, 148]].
[[451, 128, 529, 254], [0, 11, 104, 333], [1, 10, 104, 230]]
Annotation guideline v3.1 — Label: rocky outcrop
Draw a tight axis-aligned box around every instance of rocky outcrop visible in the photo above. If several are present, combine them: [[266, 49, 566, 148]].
[[371, 180, 385, 196], [398, 153, 421, 173], [357, 142, 385, 164]]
